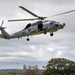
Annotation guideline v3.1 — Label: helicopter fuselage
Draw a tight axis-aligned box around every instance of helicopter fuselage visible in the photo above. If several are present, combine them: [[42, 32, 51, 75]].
[[10, 20, 65, 39], [1, 5, 75, 41]]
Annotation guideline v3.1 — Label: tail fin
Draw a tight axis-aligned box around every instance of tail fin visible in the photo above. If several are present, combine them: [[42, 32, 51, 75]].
[[0, 21, 10, 39]]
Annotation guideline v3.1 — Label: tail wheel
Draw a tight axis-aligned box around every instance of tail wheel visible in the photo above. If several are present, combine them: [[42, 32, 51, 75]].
[[26, 36, 30, 41], [50, 33, 53, 36], [27, 38, 30, 41]]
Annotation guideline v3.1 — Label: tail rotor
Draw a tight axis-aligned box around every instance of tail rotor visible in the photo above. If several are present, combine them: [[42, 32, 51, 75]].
[[0, 20, 6, 29], [1, 20, 4, 27]]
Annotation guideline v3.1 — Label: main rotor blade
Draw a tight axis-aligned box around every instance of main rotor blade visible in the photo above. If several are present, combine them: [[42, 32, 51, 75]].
[[51, 9, 75, 17], [19, 6, 40, 18], [8, 18, 39, 22]]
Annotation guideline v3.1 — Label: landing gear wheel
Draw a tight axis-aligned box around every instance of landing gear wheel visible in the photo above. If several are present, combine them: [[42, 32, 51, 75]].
[[50, 33, 53, 36], [27, 38, 30, 41]]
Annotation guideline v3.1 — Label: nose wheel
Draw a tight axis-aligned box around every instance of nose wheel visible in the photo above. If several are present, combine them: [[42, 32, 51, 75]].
[[50, 33, 53, 36]]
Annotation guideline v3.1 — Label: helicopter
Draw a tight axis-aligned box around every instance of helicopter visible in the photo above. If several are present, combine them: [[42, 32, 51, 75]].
[[0, 6, 75, 41]]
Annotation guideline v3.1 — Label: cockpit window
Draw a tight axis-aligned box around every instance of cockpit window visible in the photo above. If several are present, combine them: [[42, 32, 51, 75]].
[[23, 23, 31, 30]]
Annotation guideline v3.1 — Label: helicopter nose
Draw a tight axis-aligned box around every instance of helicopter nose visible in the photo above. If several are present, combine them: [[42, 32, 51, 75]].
[[60, 23, 65, 29], [55, 23, 65, 29]]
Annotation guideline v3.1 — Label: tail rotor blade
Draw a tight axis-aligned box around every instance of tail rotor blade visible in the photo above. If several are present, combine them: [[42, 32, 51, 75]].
[[1, 20, 4, 27], [0, 20, 6, 29]]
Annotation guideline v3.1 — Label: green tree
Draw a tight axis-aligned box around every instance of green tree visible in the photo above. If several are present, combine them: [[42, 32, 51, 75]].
[[43, 58, 75, 75]]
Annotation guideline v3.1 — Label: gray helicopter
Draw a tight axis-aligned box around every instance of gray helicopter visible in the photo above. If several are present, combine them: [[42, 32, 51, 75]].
[[0, 6, 75, 41]]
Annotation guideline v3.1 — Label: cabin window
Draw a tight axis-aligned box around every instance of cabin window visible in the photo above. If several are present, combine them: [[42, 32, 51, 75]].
[[23, 23, 31, 30]]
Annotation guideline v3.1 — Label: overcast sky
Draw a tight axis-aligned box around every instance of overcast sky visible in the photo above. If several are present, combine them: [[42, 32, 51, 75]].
[[0, 0, 75, 69]]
